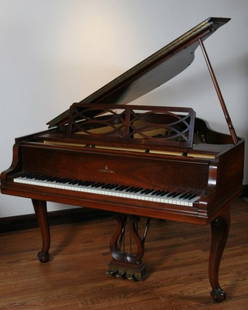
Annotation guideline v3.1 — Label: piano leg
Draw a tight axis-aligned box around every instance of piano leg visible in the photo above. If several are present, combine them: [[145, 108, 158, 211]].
[[32, 199, 50, 263], [107, 215, 150, 281], [209, 206, 230, 302]]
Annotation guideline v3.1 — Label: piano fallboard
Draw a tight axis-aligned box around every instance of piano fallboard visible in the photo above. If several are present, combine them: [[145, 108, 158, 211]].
[[19, 143, 210, 191]]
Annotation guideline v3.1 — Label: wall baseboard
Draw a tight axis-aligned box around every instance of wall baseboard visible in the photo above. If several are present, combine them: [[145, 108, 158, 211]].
[[0, 208, 110, 233], [241, 184, 248, 199]]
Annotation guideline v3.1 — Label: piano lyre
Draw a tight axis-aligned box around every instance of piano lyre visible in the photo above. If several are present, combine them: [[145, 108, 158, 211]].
[[0, 17, 244, 302]]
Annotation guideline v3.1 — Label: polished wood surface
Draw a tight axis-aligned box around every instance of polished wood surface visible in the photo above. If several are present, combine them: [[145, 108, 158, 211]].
[[32, 199, 50, 263], [0, 198, 247, 310], [64, 104, 196, 149], [209, 206, 230, 302]]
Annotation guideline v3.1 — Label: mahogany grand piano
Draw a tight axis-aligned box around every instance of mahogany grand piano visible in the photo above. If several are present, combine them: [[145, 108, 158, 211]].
[[0, 17, 244, 302]]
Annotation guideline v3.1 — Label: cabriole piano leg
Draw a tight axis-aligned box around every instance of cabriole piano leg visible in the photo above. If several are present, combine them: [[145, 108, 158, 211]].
[[32, 199, 50, 263], [209, 207, 230, 302]]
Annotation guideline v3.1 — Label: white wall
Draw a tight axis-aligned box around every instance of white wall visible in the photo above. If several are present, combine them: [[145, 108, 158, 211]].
[[0, 0, 247, 217]]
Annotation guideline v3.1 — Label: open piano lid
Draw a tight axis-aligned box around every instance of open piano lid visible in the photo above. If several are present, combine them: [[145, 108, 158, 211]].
[[48, 17, 230, 128]]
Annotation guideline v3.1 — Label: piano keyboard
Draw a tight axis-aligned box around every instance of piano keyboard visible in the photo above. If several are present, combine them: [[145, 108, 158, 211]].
[[13, 174, 200, 207]]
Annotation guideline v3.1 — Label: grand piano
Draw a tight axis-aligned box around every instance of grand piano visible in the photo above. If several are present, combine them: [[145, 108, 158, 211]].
[[0, 17, 244, 302]]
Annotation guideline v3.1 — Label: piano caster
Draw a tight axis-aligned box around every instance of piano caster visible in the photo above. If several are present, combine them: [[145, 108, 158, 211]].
[[211, 288, 226, 303], [37, 251, 50, 263]]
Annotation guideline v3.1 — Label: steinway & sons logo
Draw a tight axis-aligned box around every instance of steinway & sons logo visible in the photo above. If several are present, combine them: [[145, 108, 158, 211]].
[[99, 165, 115, 174]]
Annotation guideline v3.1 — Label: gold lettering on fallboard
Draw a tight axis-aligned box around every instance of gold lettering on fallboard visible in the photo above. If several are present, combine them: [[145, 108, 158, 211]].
[[98, 165, 115, 174]]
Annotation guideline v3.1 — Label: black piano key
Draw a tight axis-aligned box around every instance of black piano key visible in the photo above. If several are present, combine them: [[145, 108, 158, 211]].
[[123, 186, 133, 192], [117, 185, 128, 191], [171, 192, 181, 198], [140, 189, 149, 194], [187, 193, 197, 200], [60, 178, 71, 183], [167, 192, 179, 198], [133, 187, 143, 193], [85, 181, 95, 186], [176, 192, 187, 198], [115, 185, 124, 190], [101, 184, 110, 189], [76, 180, 85, 186], [79, 180, 86, 185], [183, 192, 194, 199], [107, 184, 116, 189], [144, 189, 154, 194], [130, 187, 142, 193], [106, 184, 115, 189], [158, 191, 169, 196], [47, 176, 56, 181], [26, 174, 36, 179], [151, 190, 161, 195], [94, 183, 102, 187], [126, 187, 134, 192], [126, 187, 139, 192], [178, 192, 192, 199], [69, 180, 78, 185], [37, 176, 45, 180], [52, 177, 63, 183]]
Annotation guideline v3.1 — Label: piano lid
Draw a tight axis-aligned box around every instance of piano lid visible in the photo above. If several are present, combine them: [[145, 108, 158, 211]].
[[48, 17, 230, 128]]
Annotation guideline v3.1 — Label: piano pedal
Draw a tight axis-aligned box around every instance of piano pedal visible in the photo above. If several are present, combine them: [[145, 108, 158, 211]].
[[126, 273, 138, 281], [106, 267, 126, 279], [106, 270, 117, 277], [115, 271, 126, 279], [107, 260, 147, 281]]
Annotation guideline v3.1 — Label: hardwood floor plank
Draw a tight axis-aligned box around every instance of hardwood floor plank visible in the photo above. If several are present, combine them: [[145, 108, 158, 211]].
[[0, 199, 247, 309]]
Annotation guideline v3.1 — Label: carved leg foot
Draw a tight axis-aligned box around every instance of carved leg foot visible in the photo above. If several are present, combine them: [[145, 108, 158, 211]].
[[37, 251, 50, 263], [211, 287, 226, 303], [209, 207, 230, 302], [32, 199, 50, 263]]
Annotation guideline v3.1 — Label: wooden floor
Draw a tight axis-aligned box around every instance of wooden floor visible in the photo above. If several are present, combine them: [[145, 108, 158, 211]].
[[0, 199, 247, 310]]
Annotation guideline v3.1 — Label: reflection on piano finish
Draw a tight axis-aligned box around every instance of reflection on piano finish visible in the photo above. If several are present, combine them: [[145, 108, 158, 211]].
[[0, 17, 244, 302]]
